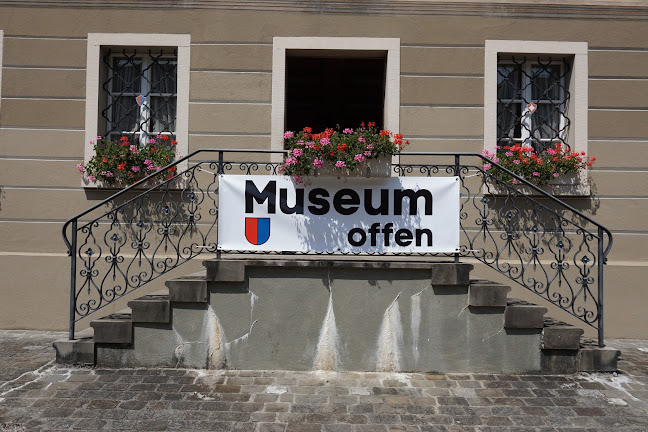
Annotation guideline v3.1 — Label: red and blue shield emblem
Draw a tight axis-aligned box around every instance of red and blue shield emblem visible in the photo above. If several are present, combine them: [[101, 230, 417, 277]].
[[245, 218, 270, 246]]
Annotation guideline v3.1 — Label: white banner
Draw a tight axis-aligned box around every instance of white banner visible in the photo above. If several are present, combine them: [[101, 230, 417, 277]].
[[218, 175, 460, 253]]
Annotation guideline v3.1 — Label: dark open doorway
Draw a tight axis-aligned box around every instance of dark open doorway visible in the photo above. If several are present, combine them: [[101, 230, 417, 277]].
[[284, 50, 387, 133]]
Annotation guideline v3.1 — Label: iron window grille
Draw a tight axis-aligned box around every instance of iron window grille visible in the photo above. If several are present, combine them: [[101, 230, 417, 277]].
[[497, 56, 571, 153], [101, 48, 178, 144]]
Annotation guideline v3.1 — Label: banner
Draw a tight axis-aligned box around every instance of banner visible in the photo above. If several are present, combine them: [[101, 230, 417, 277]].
[[218, 175, 460, 253]]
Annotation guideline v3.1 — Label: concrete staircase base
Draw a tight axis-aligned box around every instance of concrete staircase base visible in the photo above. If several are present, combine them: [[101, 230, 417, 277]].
[[54, 259, 620, 374]]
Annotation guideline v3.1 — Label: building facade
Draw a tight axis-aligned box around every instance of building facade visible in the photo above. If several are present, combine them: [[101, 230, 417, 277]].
[[0, 0, 647, 339]]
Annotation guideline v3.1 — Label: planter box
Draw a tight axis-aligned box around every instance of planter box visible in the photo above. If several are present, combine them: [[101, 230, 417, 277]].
[[485, 173, 590, 197], [314, 156, 392, 178]]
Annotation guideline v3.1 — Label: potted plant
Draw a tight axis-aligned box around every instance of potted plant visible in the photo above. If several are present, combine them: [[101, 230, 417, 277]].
[[279, 123, 408, 182], [482, 142, 595, 190], [78, 135, 178, 187]]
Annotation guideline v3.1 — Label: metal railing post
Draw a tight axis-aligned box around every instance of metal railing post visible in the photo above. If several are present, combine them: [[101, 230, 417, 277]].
[[216, 151, 224, 260], [598, 226, 605, 347], [454, 155, 460, 263], [68, 219, 78, 340]]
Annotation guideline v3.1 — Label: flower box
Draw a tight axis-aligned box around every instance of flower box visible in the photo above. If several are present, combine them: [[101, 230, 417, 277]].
[[314, 156, 392, 178], [279, 124, 407, 182], [79, 135, 178, 189]]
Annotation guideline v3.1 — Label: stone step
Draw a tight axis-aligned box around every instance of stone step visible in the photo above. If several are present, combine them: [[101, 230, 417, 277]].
[[54, 260, 621, 374], [469, 280, 511, 307], [89, 310, 133, 344], [504, 299, 548, 329], [165, 271, 209, 303], [543, 317, 584, 350], [127, 289, 170, 324]]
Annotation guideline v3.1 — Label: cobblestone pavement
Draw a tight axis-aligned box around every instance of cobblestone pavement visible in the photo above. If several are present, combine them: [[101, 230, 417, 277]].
[[0, 330, 647, 431]]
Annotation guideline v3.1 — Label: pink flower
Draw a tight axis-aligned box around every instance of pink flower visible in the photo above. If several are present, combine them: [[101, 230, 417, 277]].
[[336, 161, 346, 168], [532, 171, 540, 177], [547, 148, 557, 155], [132, 166, 140, 172], [285, 157, 297, 166], [358, 137, 366, 143], [284, 131, 294, 139], [96, 136, 102, 140], [512, 179, 519, 184], [296, 140, 304, 146], [366, 144, 374, 149], [144, 159, 152, 165], [313, 159, 324, 168], [513, 160, 520, 165], [105, 172, 114, 177], [292, 148, 304, 157], [88, 175, 96, 182], [320, 138, 330, 146], [364, 151, 371, 156], [505, 152, 513, 157], [354, 154, 365, 162], [305, 141, 315, 148], [76, 163, 84, 173], [553, 173, 560, 178], [130, 145, 140, 154], [343, 128, 353, 134], [89, 141, 95, 145], [483, 163, 492, 170]]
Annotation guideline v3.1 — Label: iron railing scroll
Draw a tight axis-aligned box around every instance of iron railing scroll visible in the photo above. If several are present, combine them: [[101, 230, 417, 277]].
[[63, 150, 613, 347]]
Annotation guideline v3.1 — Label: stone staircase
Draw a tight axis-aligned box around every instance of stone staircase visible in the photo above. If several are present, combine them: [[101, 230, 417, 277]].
[[54, 259, 620, 374]]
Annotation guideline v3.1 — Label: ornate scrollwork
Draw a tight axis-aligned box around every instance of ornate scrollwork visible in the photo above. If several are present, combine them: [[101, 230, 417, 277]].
[[67, 152, 609, 342]]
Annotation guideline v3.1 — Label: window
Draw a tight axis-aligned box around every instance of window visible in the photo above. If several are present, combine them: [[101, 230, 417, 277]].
[[484, 40, 589, 194], [102, 49, 178, 143], [497, 56, 571, 153], [84, 33, 190, 184], [272, 37, 400, 156], [0, 30, 4, 114]]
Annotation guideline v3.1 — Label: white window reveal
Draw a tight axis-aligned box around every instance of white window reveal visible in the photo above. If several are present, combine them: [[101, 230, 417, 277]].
[[84, 33, 190, 187], [484, 40, 589, 194]]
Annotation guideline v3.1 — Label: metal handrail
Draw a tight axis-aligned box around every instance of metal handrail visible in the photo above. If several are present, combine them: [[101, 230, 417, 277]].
[[63, 149, 613, 346]]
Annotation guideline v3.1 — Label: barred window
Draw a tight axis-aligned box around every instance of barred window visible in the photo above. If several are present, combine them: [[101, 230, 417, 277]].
[[101, 48, 177, 143], [497, 56, 571, 153]]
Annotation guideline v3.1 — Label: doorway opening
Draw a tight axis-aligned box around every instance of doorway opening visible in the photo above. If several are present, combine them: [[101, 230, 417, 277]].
[[284, 50, 387, 133]]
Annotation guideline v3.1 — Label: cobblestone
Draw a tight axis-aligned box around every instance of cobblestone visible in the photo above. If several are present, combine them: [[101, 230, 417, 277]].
[[0, 331, 647, 431]]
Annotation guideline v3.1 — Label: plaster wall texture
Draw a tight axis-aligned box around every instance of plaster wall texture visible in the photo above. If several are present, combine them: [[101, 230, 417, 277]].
[[0, 3, 647, 340], [97, 265, 541, 373]]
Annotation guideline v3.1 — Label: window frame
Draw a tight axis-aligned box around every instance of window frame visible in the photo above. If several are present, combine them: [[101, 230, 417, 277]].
[[485, 40, 589, 195], [84, 33, 190, 187], [271, 37, 400, 163], [497, 59, 569, 150], [0, 30, 4, 117], [104, 51, 178, 144]]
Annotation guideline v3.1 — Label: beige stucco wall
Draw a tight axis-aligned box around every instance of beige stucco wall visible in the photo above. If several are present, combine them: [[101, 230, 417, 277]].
[[0, 3, 647, 339]]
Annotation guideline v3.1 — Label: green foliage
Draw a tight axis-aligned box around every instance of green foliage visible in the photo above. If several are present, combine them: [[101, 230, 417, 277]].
[[79, 135, 177, 186], [279, 124, 407, 182]]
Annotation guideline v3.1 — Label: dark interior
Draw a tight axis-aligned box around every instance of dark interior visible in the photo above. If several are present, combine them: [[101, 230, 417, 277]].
[[285, 55, 387, 133]]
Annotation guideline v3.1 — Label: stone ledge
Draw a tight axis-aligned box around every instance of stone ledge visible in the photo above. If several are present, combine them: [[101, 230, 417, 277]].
[[89, 311, 133, 344], [543, 325, 584, 350], [52, 328, 95, 365], [580, 346, 621, 372], [504, 305, 547, 329], [128, 290, 170, 323], [203, 259, 473, 286], [469, 280, 511, 307], [166, 273, 208, 303]]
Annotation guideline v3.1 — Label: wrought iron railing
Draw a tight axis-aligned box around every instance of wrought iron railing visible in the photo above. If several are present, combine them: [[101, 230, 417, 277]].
[[63, 150, 612, 346]]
